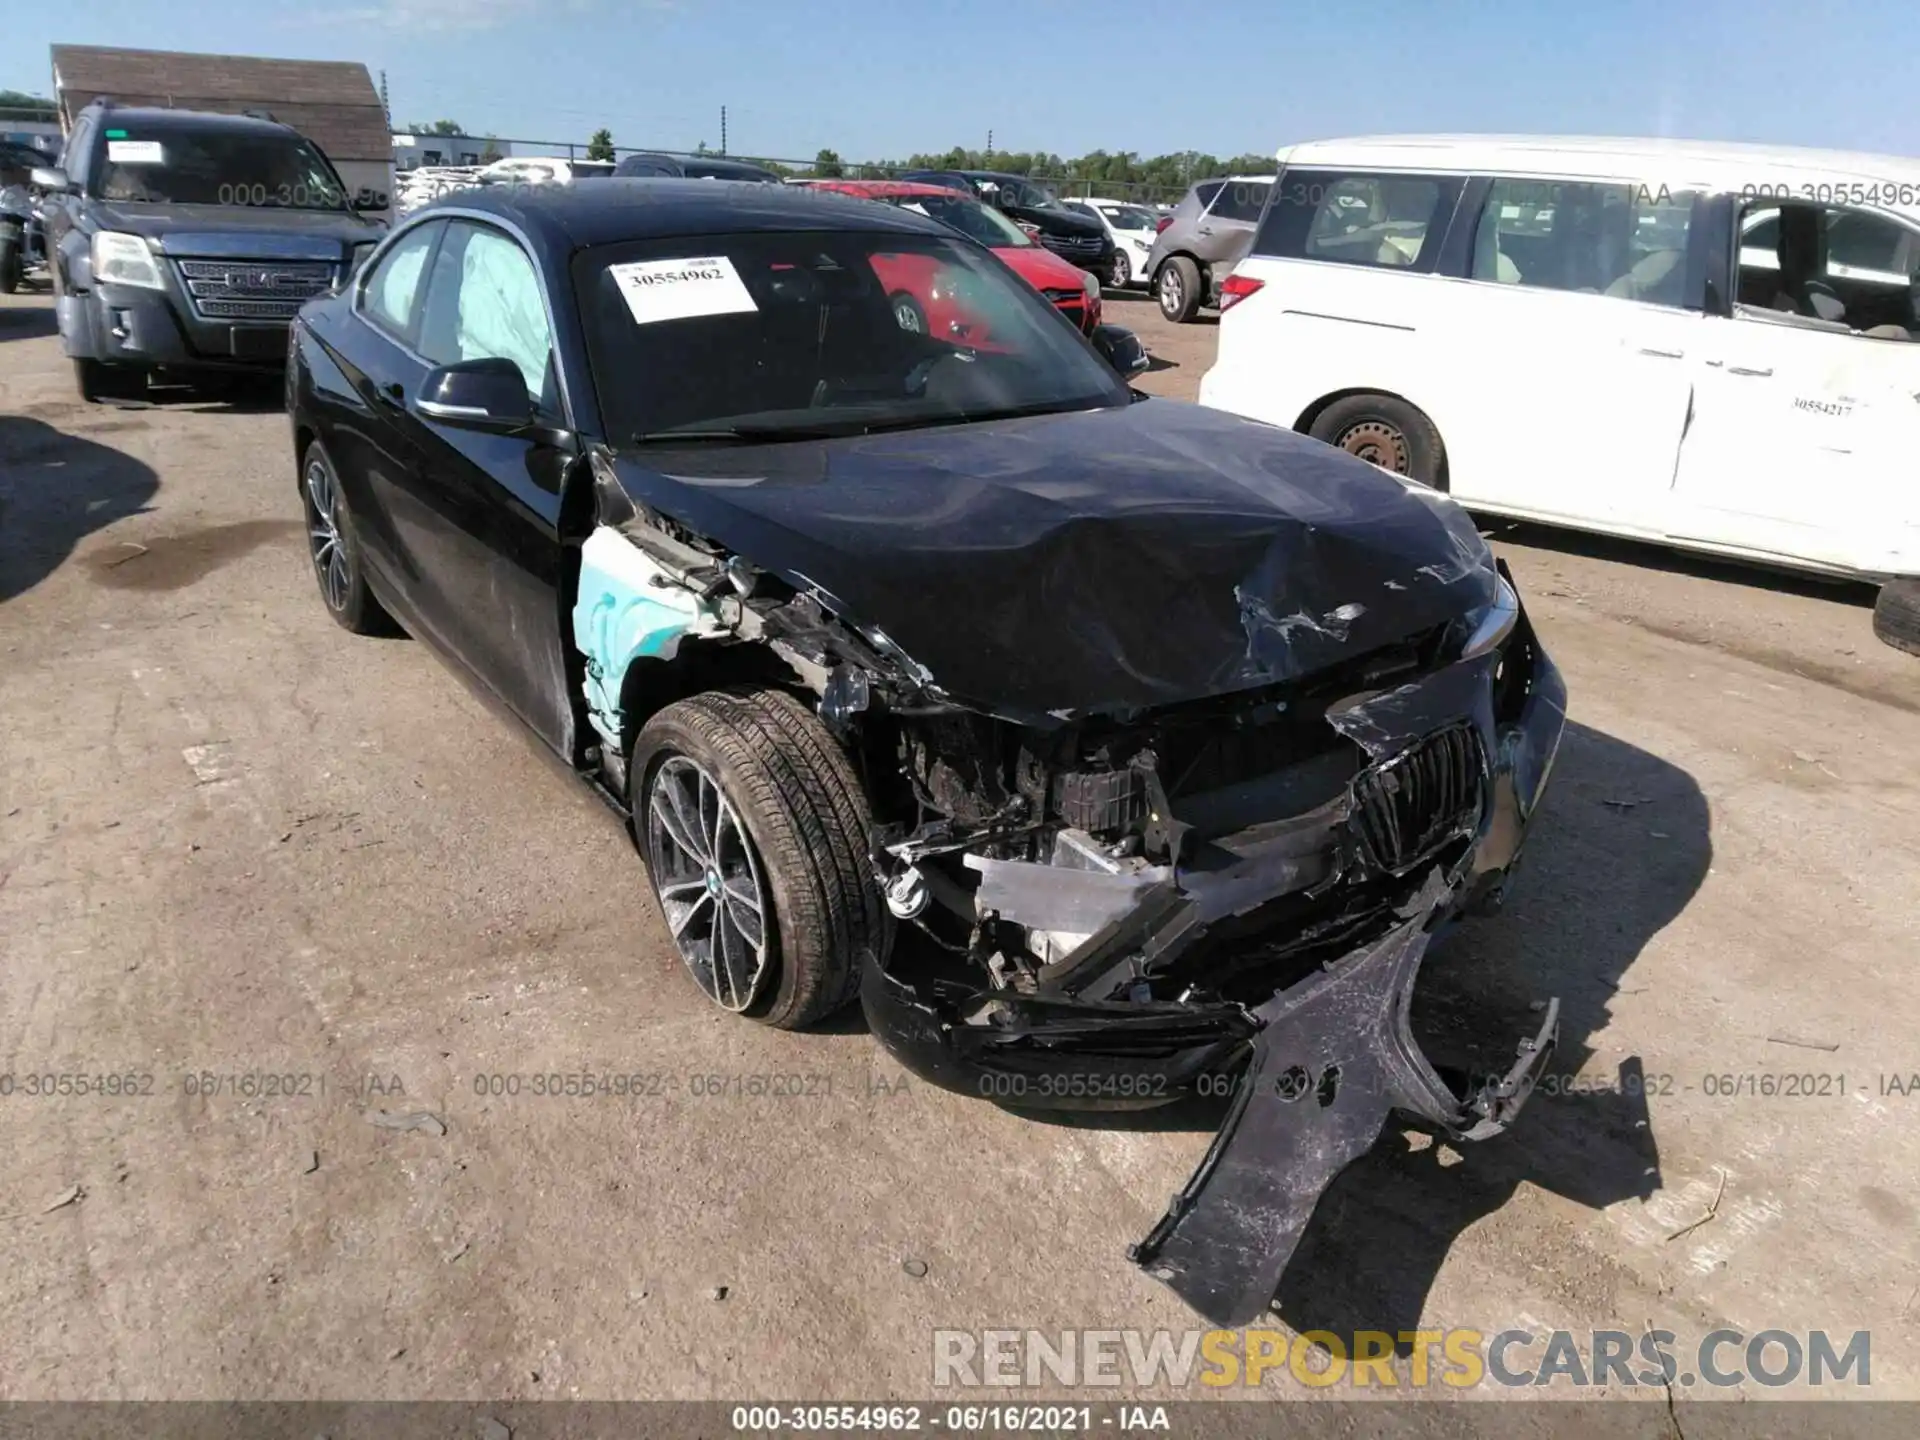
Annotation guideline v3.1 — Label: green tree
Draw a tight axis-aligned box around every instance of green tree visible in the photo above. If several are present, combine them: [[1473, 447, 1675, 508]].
[[405, 119, 466, 137], [812, 147, 844, 178], [586, 128, 615, 162], [479, 136, 503, 163], [0, 89, 56, 118]]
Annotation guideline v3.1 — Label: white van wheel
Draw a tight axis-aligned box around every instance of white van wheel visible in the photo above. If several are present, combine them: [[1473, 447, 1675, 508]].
[[1873, 580, 1920, 657], [1307, 394, 1446, 491]]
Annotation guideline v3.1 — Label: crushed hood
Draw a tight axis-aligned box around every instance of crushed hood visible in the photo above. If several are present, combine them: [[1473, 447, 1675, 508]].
[[607, 400, 1498, 720]]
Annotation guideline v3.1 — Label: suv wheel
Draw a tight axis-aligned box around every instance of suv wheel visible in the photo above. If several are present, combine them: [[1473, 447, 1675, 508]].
[[633, 688, 890, 1030], [1308, 393, 1447, 491], [1109, 248, 1131, 289], [1157, 256, 1201, 323], [73, 357, 146, 404]]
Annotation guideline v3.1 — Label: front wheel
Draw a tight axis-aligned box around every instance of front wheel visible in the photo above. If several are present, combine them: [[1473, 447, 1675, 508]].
[[889, 291, 927, 335], [1109, 248, 1132, 289], [633, 688, 890, 1030], [0, 239, 20, 294], [1157, 256, 1201, 323], [1873, 579, 1920, 657]]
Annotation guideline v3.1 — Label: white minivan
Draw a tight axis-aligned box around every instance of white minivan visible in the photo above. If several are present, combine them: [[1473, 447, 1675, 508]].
[[1198, 134, 1920, 653]]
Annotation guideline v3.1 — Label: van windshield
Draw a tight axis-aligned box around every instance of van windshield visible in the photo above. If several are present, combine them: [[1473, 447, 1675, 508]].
[[95, 129, 349, 210]]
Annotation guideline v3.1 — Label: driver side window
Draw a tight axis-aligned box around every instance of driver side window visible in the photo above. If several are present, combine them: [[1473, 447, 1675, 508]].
[[417, 220, 559, 410]]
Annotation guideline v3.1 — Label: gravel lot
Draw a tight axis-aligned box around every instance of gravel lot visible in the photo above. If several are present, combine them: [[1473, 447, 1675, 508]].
[[3, 280, 1918, 1406]]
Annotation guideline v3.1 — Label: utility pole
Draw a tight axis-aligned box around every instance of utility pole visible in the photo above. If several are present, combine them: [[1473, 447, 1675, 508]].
[[720, 105, 727, 156], [986, 128, 993, 159], [378, 70, 390, 128]]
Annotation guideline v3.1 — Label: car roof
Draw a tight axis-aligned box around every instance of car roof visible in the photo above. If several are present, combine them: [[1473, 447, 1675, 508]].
[[1280, 134, 1920, 212], [411, 177, 961, 248], [79, 104, 297, 138]]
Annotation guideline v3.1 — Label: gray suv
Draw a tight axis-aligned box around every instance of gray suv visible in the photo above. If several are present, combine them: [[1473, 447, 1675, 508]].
[[1144, 175, 1273, 323]]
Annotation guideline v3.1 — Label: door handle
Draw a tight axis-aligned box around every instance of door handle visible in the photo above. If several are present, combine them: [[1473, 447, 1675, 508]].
[[1638, 347, 1685, 359]]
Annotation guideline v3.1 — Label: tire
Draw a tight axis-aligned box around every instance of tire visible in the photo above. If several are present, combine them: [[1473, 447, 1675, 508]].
[[632, 687, 890, 1031], [1307, 392, 1448, 491], [72, 357, 146, 404], [299, 437, 395, 635], [1873, 579, 1920, 657], [1156, 255, 1201, 323], [0, 240, 19, 295], [889, 291, 927, 335], [1109, 247, 1131, 289]]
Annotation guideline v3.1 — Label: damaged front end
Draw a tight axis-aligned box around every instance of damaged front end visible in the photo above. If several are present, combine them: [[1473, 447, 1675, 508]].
[[854, 595, 1565, 1323], [574, 440, 1567, 1327]]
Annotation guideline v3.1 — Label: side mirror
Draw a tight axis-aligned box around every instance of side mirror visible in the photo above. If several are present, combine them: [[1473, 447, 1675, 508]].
[[413, 357, 534, 432], [30, 166, 70, 193], [1090, 323, 1150, 376]]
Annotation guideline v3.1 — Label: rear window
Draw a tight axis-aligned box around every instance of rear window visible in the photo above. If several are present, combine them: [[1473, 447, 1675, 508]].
[[1206, 180, 1271, 224], [1253, 168, 1459, 271]]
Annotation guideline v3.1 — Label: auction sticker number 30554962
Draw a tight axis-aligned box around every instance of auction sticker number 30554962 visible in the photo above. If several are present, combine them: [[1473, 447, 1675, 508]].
[[610, 255, 760, 326]]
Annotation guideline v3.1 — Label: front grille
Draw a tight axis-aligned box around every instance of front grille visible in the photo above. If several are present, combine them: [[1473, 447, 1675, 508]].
[[1041, 288, 1094, 333], [173, 258, 336, 321], [1041, 234, 1105, 257], [1349, 724, 1485, 874]]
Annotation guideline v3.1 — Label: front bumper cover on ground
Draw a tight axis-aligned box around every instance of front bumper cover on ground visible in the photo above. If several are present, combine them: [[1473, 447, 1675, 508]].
[[1127, 870, 1557, 1325]]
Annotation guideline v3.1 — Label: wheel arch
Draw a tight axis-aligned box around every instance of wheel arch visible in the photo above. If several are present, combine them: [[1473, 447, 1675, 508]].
[[616, 640, 804, 767]]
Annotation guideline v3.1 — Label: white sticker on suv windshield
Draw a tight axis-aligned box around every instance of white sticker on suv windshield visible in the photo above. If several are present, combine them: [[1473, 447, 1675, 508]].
[[608, 255, 758, 326], [106, 140, 164, 164]]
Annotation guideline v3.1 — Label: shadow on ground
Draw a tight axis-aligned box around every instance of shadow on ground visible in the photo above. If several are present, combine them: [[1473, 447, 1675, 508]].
[[0, 298, 58, 342], [0, 414, 160, 602]]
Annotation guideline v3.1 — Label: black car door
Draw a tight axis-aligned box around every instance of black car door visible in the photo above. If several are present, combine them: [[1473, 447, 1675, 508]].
[[381, 217, 579, 758], [318, 217, 447, 619]]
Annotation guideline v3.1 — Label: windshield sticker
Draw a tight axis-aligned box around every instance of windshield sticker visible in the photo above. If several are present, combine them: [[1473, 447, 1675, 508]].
[[609, 255, 759, 326], [106, 140, 164, 164]]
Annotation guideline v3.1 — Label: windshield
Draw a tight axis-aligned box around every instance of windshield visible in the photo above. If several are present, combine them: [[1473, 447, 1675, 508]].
[[885, 192, 1033, 248], [1102, 205, 1156, 232], [574, 229, 1127, 444], [94, 128, 349, 210]]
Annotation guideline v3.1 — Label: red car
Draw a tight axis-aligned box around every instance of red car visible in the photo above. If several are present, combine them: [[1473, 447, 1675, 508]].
[[799, 179, 1101, 339]]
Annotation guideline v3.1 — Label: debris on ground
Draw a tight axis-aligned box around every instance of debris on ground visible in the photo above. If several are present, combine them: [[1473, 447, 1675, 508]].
[[303, 1150, 321, 1174], [709, 1285, 729, 1301], [367, 1110, 448, 1136], [902, 1258, 929, 1279], [1666, 1166, 1729, 1243], [1767, 1033, 1841, 1053]]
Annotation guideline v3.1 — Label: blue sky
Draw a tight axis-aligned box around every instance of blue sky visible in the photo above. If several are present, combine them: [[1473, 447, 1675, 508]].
[[7, 0, 1916, 164]]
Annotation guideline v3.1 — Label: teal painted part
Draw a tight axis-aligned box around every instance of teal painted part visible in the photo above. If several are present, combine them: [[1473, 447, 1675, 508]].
[[572, 553, 700, 747]]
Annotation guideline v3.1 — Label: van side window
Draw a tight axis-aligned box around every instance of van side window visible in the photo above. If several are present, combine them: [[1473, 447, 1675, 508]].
[[1736, 202, 1918, 340], [1255, 169, 1453, 270], [1471, 179, 1695, 306]]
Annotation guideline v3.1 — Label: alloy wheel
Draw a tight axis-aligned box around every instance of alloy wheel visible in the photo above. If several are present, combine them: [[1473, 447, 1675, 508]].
[[645, 755, 771, 1012], [304, 455, 351, 612], [1159, 267, 1183, 315], [1110, 249, 1131, 288]]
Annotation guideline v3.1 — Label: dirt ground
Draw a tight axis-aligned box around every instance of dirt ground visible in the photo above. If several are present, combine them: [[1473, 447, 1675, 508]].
[[3, 281, 1919, 1409]]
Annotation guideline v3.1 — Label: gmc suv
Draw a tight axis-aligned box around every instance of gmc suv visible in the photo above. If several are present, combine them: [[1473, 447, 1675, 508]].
[[36, 102, 385, 402]]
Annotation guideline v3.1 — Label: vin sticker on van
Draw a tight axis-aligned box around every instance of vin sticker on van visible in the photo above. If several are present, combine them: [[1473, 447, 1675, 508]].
[[1793, 397, 1853, 418], [105, 140, 165, 164], [609, 255, 758, 326]]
